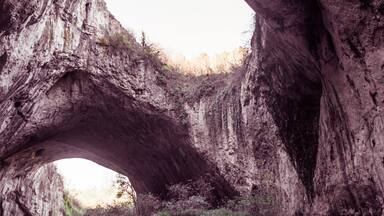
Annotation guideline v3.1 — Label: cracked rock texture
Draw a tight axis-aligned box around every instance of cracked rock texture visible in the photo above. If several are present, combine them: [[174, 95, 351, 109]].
[[245, 0, 384, 214], [0, 0, 383, 215], [0, 164, 64, 216]]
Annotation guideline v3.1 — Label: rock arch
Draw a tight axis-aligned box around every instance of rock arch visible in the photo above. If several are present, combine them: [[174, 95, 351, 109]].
[[2, 69, 226, 196]]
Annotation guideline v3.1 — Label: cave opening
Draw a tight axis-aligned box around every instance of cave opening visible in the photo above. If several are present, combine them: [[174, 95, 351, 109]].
[[54, 158, 136, 212], [103, 0, 254, 75], [0, 157, 137, 215], [0, 115, 236, 214], [0, 65, 239, 215]]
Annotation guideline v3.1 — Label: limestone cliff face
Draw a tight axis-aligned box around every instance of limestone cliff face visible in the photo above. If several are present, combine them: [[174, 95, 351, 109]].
[[0, 164, 65, 216], [244, 0, 384, 214], [0, 0, 383, 215]]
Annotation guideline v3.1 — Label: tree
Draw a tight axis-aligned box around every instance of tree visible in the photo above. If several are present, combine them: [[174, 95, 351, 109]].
[[115, 174, 137, 206], [141, 31, 147, 47]]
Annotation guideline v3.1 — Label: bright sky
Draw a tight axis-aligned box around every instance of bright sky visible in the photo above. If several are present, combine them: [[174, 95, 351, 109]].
[[55, 158, 121, 207], [55, 0, 253, 206], [55, 159, 117, 190], [104, 0, 254, 59]]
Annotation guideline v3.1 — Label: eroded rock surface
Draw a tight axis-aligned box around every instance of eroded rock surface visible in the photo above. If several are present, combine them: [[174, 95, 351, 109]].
[[0, 0, 383, 215], [245, 0, 384, 214], [0, 164, 64, 216]]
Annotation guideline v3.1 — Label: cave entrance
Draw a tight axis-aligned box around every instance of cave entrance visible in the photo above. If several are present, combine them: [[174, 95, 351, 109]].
[[103, 0, 254, 75], [0, 69, 223, 197], [50, 158, 135, 215], [0, 158, 137, 215], [0, 65, 237, 215], [54, 158, 136, 210], [104, 0, 253, 59]]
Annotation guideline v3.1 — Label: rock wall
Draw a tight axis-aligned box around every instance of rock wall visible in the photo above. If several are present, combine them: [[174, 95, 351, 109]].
[[243, 0, 384, 214], [0, 164, 65, 216], [314, 1, 384, 214], [0, 0, 383, 215]]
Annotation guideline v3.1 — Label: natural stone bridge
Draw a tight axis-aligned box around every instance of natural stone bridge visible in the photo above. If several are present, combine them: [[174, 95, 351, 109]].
[[0, 0, 383, 215]]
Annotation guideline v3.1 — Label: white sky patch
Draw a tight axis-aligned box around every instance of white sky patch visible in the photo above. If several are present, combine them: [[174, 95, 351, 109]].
[[55, 158, 117, 190], [104, 0, 254, 59]]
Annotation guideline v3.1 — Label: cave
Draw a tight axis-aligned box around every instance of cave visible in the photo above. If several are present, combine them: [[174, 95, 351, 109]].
[[1, 0, 384, 215], [0, 70, 235, 197]]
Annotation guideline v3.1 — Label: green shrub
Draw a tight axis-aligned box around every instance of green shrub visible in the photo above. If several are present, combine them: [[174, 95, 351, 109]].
[[157, 178, 215, 215], [135, 194, 163, 216], [82, 180, 281, 216], [200, 208, 248, 216], [167, 178, 214, 203], [157, 212, 173, 216], [225, 186, 281, 216], [84, 202, 134, 216], [167, 182, 193, 200], [63, 192, 84, 216], [162, 195, 210, 215], [98, 32, 135, 49]]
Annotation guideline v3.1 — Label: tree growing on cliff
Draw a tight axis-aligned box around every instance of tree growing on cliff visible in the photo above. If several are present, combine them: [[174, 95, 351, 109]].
[[115, 174, 137, 207]]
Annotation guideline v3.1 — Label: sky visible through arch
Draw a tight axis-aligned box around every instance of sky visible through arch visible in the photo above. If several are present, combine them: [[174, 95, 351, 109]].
[[104, 0, 254, 59], [55, 0, 254, 207]]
